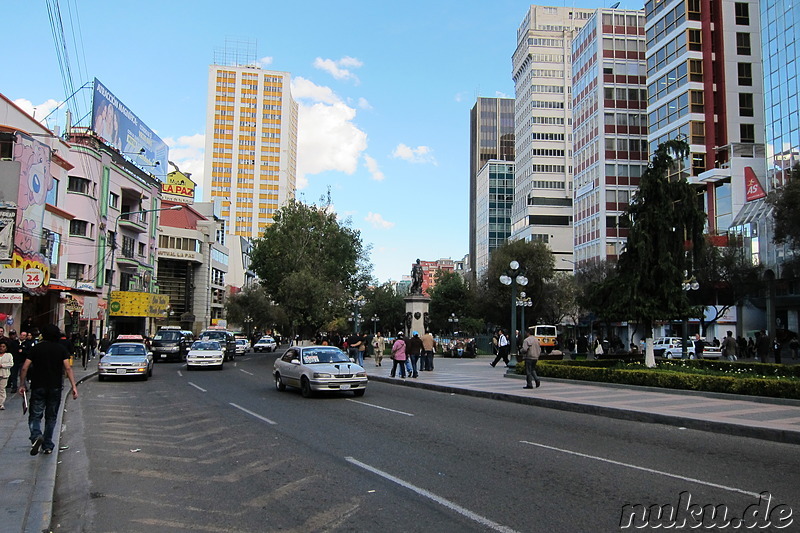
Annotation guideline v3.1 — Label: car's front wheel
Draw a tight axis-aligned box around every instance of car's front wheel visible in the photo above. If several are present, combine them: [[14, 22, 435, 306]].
[[275, 373, 286, 391], [300, 376, 312, 398]]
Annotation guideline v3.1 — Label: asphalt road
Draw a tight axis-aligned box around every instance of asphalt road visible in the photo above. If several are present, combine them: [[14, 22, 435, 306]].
[[52, 350, 800, 532]]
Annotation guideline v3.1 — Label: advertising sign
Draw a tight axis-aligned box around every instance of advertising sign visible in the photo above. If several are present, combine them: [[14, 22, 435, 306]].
[[110, 291, 170, 318], [161, 171, 195, 204], [744, 166, 767, 202], [91, 78, 168, 181], [0, 293, 23, 304], [0, 203, 15, 263]]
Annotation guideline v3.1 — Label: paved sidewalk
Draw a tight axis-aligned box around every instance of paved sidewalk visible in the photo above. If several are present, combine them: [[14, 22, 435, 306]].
[[0, 360, 95, 533], [369, 355, 800, 445]]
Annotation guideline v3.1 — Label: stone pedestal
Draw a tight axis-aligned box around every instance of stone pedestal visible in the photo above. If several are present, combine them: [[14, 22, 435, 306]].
[[403, 295, 431, 336]]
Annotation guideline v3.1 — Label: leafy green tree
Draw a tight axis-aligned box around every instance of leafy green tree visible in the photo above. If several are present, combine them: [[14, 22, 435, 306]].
[[694, 239, 763, 335], [225, 285, 286, 336], [428, 270, 473, 333], [539, 271, 579, 327], [361, 284, 405, 336], [479, 239, 555, 332], [249, 199, 371, 337], [612, 139, 707, 366]]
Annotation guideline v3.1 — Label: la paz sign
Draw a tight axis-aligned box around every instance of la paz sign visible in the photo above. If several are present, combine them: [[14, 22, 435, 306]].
[[161, 170, 195, 205]]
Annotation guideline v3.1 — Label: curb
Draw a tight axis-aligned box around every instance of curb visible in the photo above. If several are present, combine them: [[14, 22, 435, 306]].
[[368, 375, 800, 445]]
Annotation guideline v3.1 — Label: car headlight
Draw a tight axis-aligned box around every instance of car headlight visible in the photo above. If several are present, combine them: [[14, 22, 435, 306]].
[[355, 372, 367, 377], [313, 372, 332, 378]]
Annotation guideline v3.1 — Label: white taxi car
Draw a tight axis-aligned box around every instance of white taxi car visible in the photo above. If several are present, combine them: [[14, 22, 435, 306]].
[[98, 335, 154, 381], [186, 340, 225, 370]]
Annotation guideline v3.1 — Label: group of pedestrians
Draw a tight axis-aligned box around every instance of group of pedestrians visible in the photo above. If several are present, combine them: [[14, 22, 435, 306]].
[[388, 330, 436, 378], [1, 327, 37, 407]]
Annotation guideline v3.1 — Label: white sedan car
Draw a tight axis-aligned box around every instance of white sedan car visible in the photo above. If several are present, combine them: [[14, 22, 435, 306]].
[[273, 345, 367, 398], [253, 336, 277, 352], [235, 338, 249, 355], [186, 341, 225, 370]]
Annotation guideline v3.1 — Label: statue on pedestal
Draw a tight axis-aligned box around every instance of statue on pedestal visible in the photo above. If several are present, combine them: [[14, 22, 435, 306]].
[[409, 259, 423, 295]]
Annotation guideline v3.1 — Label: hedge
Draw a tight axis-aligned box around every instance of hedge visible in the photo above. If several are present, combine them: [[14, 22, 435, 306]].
[[512, 360, 800, 400]]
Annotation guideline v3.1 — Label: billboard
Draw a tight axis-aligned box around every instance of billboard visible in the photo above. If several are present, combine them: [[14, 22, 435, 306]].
[[161, 170, 195, 204], [91, 78, 168, 181]]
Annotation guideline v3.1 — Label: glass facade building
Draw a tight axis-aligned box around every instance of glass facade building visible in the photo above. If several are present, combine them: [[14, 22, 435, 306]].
[[474, 161, 515, 279], [469, 97, 515, 279]]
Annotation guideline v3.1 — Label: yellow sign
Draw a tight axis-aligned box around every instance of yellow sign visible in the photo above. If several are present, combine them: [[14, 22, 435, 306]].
[[161, 171, 195, 204], [110, 291, 170, 317]]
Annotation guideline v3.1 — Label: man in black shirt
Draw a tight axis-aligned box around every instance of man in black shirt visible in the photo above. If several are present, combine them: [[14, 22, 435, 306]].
[[18, 324, 79, 456]]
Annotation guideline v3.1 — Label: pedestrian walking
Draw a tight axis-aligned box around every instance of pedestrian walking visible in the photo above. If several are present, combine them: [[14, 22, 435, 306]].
[[490, 329, 510, 367], [346, 331, 363, 366], [390, 332, 407, 378], [722, 330, 738, 361], [692, 333, 704, 360], [5, 330, 22, 393], [17, 324, 79, 456], [421, 331, 435, 371], [406, 331, 423, 378], [373, 332, 386, 367], [520, 328, 541, 389], [0, 341, 13, 409]]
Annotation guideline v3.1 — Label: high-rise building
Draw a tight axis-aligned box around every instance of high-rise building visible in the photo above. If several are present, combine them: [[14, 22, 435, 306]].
[[474, 161, 516, 279], [204, 59, 299, 245], [572, 9, 648, 266], [645, 0, 765, 237], [511, 5, 595, 261], [469, 97, 515, 280]]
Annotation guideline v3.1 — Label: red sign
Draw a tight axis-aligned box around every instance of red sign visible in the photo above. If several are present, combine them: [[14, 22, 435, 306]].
[[744, 167, 766, 201]]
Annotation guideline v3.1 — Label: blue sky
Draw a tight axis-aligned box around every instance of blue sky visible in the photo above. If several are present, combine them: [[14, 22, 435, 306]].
[[3, 0, 630, 283]]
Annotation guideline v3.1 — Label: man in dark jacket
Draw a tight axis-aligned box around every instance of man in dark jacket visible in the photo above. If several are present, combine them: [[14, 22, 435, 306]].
[[18, 324, 79, 456], [692, 334, 704, 360], [406, 331, 424, 378], [5, 330, 22, 393]]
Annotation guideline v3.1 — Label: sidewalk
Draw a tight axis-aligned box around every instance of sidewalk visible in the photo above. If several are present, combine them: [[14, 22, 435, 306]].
[[0, 360, 95, 533], [369, 355, 800, 445]]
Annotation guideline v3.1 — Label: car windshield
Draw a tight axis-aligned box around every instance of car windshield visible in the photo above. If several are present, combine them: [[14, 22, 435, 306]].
[[201, 332, 227, 341], [107, 344, 146, 356], [192, 341, 221, 351], [258, 337, 274, 343], [154, 331, 182, 341], [302, 348, 349, 364], [236, 339, 246, 345], [536, 327, 557, 337]]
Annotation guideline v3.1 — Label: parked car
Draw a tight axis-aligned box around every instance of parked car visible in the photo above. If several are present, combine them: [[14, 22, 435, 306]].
[[198, 328, 237, 361], [186, 340, 225, 370], [253, 336, 277, 352], [235, 338, 249, 355], [98, 335, 154, 381], [698, 341, 723, 359], [273, 345, 367, 398], [151, 326, 194, 362], [653, 337, 694, 359]]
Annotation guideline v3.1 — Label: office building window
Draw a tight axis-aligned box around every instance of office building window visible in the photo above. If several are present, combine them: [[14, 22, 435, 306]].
[[740, 124, 755, 143], [736, 33, 751, 55], [739, 93, 754, 117], [67, 176, 91, 194], [737, 63, 752, 86], [734, 2, 749, 25]]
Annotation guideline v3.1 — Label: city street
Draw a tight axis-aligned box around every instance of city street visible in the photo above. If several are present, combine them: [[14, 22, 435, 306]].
[[52, 350, 800, 532]]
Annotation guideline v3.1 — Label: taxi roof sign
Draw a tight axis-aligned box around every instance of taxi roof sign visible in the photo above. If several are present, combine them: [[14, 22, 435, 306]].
[[115, 334, 145, 341]]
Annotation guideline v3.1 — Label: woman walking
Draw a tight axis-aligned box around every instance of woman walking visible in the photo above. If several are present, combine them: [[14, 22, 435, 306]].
[[0, 341, 13, 409], [390, 332, 407, 379]]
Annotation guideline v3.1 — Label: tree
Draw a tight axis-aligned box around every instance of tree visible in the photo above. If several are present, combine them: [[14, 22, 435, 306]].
[[479, 239, 555, 332], [224, 285, 282, 335], [428, 270, 474, 333], [539, 271, 579, 327], [361, 283, 405, 336], [694, 239, 763, 335], [613, 139, 707, 367], [249, 199, 371, 337]]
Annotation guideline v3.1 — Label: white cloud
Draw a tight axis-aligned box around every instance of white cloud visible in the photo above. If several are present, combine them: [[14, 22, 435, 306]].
[[363, 154, 384, 181], [391, 143, 437, 165], [13, 98, 61, 127], [257, 56, 273, 68], [454, 92, 466, 103], [164, 133, 205, 197], [495, 91, 511, 98], [292, 77, 368, 189], [365, 212, 395, 229], [357, 97, 373, 110], [313, 56, 362, 84]]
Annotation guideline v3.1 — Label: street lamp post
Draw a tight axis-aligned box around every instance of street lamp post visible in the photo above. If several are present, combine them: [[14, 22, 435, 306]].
[[348, 296, 366, 334], [516, 291, 532, 331], [681, 271, 700, 358], [370, 314, 380, 336], [448, 312, 459, 335], [499, 261, 528, 364], [105, 205, 182, 337], [244, 315, 253, 339]]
